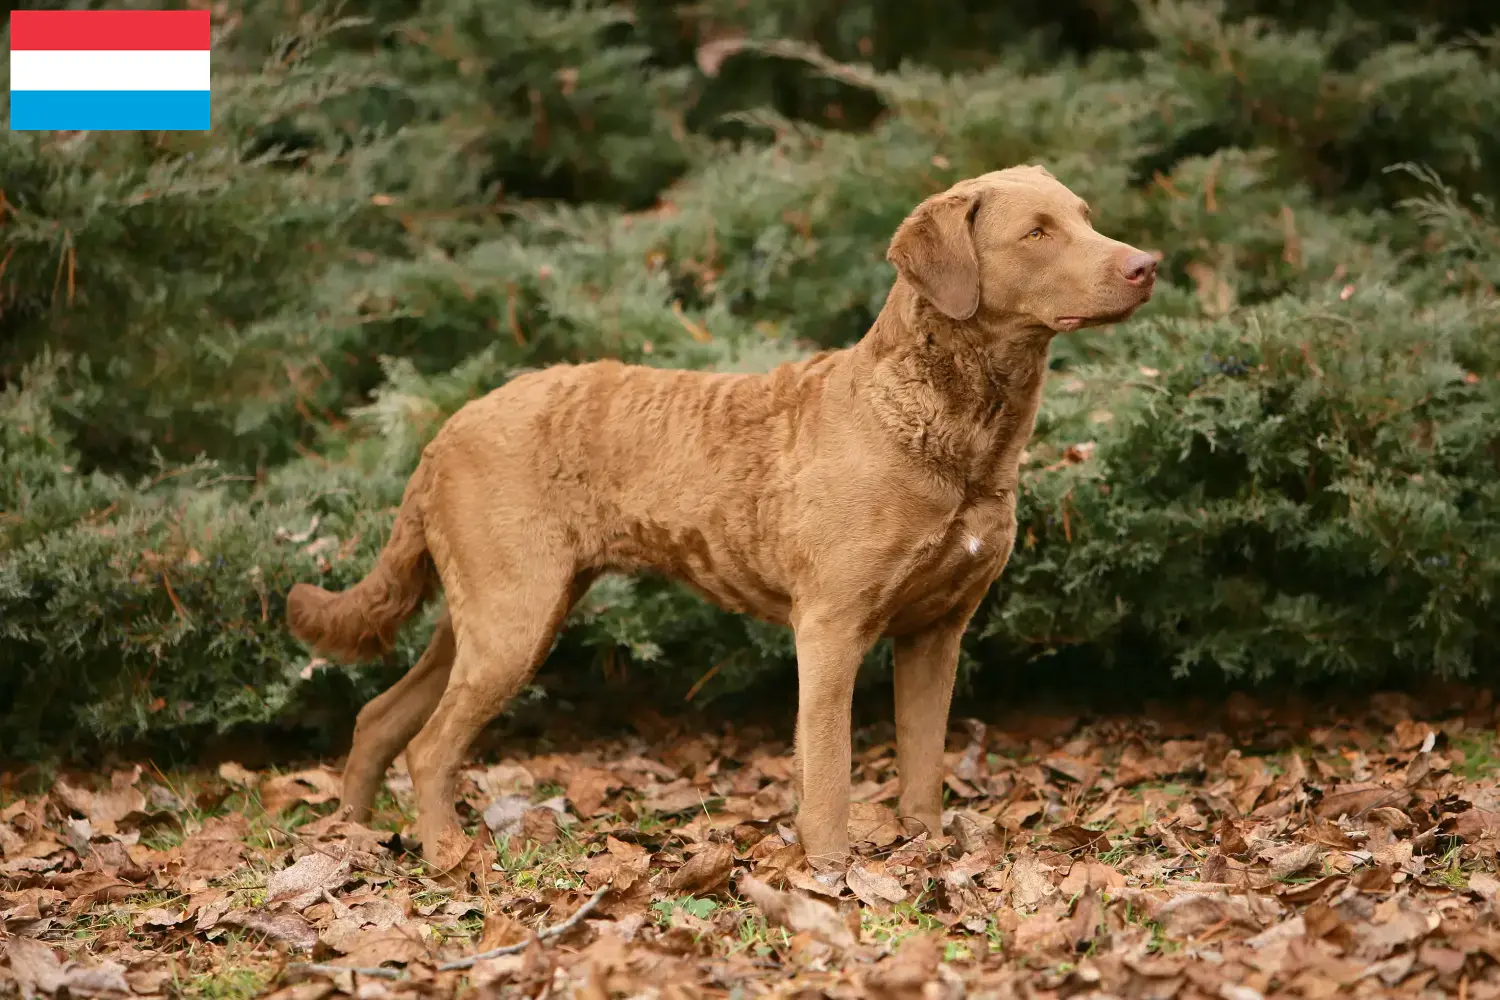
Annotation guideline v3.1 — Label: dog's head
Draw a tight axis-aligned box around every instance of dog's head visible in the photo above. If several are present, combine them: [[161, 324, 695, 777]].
[[886, 164, 1155, 332]]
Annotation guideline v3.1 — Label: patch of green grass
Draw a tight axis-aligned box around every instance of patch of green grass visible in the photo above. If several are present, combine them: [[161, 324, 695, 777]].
[[122, 891, 187, 922], [1274, 868, 1327, 886], [1433, 843, 1470, 889], [491, 830, 588, 893], [1115, 895, 1178, 954], [214, 870, 268, 894], [985, 914, 1006, 953], [177, 963, 271, 1000], [725, 906, 786, 958], [68, 906, 136, 940], [410, 887, 451, 912], [861, 898, 943, 948], [141, 824, 188, 852], [653, 895, 719, 923], [1455, 732, 1499, 781], [1097, 843, 1130, 866], [627, 808, 671, 835]]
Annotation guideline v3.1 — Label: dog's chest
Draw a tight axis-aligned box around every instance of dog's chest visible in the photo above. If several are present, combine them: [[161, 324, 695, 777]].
[[944, 494, 1014, 564], [894, 494, 1015, 606]]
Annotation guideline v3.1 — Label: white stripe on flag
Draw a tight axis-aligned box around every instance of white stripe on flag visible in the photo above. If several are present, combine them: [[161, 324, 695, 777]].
[[10, 50, 210, 92]]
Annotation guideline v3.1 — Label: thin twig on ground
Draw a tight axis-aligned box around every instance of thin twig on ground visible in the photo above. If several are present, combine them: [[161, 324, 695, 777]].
[[437, 884, 611, 971], [283, 886, 607, 983], [287, 963, 405, 981]]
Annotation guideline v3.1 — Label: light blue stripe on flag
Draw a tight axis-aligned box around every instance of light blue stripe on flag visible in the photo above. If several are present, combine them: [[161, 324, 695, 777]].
[[10, 90, 210, 131]]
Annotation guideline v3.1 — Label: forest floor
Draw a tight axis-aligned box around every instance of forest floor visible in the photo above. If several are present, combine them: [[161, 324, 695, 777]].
[[4, 687, 1500, 999]]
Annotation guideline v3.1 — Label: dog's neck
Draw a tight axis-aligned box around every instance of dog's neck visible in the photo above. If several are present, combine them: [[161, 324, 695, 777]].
[[853, 282, 1054, 495]]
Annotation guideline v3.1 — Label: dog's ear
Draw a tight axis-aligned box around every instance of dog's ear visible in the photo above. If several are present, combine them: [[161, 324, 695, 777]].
[[886, 190, 982, 321]]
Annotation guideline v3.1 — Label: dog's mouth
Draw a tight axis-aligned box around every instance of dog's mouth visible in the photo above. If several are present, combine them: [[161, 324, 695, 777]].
[[1055, 287, 1154, 332], [1054, 307, 1139, 332]]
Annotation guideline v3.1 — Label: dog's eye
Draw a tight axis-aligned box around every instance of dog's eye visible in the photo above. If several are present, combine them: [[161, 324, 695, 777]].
[[1025, 227, 1045, 241]]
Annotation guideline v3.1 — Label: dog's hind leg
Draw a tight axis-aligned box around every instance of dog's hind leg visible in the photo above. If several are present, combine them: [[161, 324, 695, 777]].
[[404, 537, 579, 872], [337, 608, 456, 823]]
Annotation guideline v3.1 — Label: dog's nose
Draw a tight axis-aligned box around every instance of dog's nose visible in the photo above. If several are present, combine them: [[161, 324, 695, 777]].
[[1122, 251, 1157, 286]]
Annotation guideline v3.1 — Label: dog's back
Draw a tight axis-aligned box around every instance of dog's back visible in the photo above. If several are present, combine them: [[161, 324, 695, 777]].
[[421, 352, 847, 624]]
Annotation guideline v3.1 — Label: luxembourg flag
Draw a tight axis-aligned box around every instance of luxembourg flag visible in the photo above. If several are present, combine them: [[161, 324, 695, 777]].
[[9, 10, 211, 131]]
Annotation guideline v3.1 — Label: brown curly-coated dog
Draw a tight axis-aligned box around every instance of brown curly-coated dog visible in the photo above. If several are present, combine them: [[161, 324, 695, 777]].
[[286, 165, 1157, 872]]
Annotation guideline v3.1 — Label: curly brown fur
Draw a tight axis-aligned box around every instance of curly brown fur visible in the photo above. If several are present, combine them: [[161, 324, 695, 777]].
[[286, 463, 437, 663]]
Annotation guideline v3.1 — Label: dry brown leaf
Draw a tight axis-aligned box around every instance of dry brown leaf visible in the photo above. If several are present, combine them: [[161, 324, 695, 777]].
[[332, 923, 429, 970], [473, 912, 530, 953], [998, 798, 1044, 832], [52, 766, 146, 835], [296, 816, 390, 855], [1468, 871, 1500, 902], [1297, 819, 1356, 850], [848, 801, 903, 848], [6, 832, 65, 864], [642, 779, 705, 816], [482, 794, 531, 837], [16, 691, 1500, 1000], [1010, 901, 1074, 955], [1059, 858, 1125, 896], [217, 761, 258, 787], [176, 813, 251, 880], [265, 850, 350, 910], [785, 862, 846, 899], [861, 932, 960, 1000], [1047, 824, 1111, 854], [1314, 784, 1406, 820], [521, 807, 560, 845], [260, 768, 341, 816], [1156, 891, 1257, 940], [219, 908, 318, 951], [1007, 851, 1056, 911], [738, 875, 857, 952], [751, 841, 805, 886], [1264, 841, 1321, 880], [1350, 900, 1437, 960], [4, 937, 132, 997], [566, 768, 622, 818], [1066, 885, 1104, 950], [668, 842, 733, 895], [133, 906, 184, 930], [1277, 874, 1347, 906], [949, 810, 992, 855], [1391, 720, 1433, 751], [189, 889, 233, 933], [580, 835, 652, 894], [1441, 806, 1500, 843], [475, 762, 536, 797], [846, 860, 907, 910]]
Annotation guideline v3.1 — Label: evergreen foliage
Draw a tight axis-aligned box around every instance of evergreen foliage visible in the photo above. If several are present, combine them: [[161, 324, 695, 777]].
[[3, 0, 1499, 759]]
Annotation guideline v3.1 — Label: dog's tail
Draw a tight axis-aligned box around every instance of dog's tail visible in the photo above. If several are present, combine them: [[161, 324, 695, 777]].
[[286, 461, 437, 663]]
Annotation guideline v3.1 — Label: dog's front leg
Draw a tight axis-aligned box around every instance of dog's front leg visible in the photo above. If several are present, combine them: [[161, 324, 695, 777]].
[[791, 611, 875, 866], [892, 603, 980, 839]]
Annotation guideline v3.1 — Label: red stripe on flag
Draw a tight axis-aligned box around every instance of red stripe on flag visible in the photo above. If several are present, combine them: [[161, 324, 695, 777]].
[[10, 10, 210, 51]]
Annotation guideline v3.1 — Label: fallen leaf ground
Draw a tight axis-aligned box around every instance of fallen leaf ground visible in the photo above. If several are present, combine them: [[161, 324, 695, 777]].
[[5, 687, 1500, 999]]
